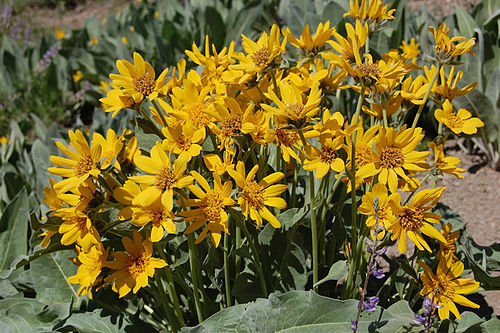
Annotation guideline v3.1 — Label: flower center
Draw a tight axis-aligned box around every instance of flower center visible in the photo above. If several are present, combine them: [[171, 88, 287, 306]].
[[379, 147, 405, 169], [276, 128, 298, 146], [399, 207, 424, 231], [355, 144, 372, 167], [75, 154, 94, 177], [186, 103, 210, 129], [127, 253, 148, 278], [252, 47, 271, 66], [433, 275, 455, 300], [201, 192, 225, 222], [446, 113, 464, 129], [356, 63, 382, 79], [376, 204, 392, 224], [320, 146, 337, 164], [221, 114, 242, 138], [284, 103, 305, 119], [133, 74, 155, 96], [242, 181, 265, 210], [149, 209, 166, 226], [177, 135, 192, 151], [155, 167, 177, 192]]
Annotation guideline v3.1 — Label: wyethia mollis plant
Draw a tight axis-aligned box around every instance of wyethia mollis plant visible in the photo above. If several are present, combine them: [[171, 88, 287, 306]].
[[40, 0, 484, 330]]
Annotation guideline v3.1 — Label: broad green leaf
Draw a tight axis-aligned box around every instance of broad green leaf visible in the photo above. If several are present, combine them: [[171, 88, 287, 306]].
[[29, 250, 80, 308], [183, 291, 415, 332], [314, 260, 347, 287], [59, 309, 123, 333], [455, 6, 478, 38], [0, 189, 28, 276], [134, 122, 160, 152], [0, 298, 60, 332], [276, 207, 308, 231], [485, 68, 500, 107]]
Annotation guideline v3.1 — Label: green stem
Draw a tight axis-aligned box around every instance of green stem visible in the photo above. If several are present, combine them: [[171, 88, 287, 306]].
[[223, 232, 232, 307], [237, 214, 268, 297], [187, 233, 204, 323], [411, 63, 441, 129], [152, 99, 169, 127], [137, 104, 165, 139], [270, 70, 281, 99], [382, 106, 389, 128], [297, 129, 319, 291], [154, 273, 180, 332]]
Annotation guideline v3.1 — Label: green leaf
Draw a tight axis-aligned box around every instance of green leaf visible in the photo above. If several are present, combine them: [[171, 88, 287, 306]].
[[276, 207, 308, 231], [59, 309, 123, 333], [0, 189, 28, 276], [485, 68, 500, 107], [455, 6, 478, 38], [183, 291, 415, 332], [314, 260, 347, 288], [29, 250, 80, 309], [0, 298, 55, 333], [134, 122, 161, 152]]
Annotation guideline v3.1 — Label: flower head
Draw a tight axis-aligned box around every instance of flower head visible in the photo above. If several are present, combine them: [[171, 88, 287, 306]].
[[434, 99, 484, 135], [429, 22, 475, 64], [282, 21, 335, 54], [428, 142, 465, 179]]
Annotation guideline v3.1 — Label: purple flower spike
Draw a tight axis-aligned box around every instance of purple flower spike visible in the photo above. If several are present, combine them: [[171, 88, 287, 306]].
[[362, 296, 379, 313], [372, 268, 385, 279], [351, 320, 358, 330]]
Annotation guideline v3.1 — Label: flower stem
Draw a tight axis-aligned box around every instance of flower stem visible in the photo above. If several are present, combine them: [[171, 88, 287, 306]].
[[237, 214, 268, 297], [411, 64, 441, 129], [151, 99, 169, 127], [187, 233, 204, 323], [223, 232, 232, 307], [154, 273, 180, 332]]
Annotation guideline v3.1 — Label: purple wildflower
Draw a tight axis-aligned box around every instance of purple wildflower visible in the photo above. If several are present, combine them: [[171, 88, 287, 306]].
[[350, 320, 358, 330]]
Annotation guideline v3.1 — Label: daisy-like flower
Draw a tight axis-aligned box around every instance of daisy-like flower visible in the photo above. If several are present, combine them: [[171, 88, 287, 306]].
[[161, 123, 205, 164], [424, 65, 477, 104], [129, 142, 193, 210], [226, 24, 287, 84], [131, 198, 177, 242], [92, 128, 124, 170], [358, 183, 399, 239], [54, 209, 101, 251], [73, 70, 83, 83], [282, 21, 335, 54], [323, 21, 369, 66], [396, 75, 428, 110], [428, 22, 475, 64], [105, 230, 167, 297], [67, 243, 109, 299], [438, 223, 460, 265], [109, 52, 168, 103], [180, 171, 235, 247], [303, 135, 345, 178], [419, 257, 479, 320], [99, 88, 134, 117], [271, 124, 303, 164], [400, 38, 420, 64], [428, 142, 465, 179], [261, 80, 322, 127], [48, 130, 102, 193], [228, 161, 288, 228], [434, 99, 484, 135], [344, 0, 395, 31], [203, 151, 235, 176], [387, 187, 447, 253], [240, 109, 273, 146], [357, 126, 430, 193]]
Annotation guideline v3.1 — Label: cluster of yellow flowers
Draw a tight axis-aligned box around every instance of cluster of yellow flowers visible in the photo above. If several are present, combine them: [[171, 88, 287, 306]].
[[42, 0, 483, 321]]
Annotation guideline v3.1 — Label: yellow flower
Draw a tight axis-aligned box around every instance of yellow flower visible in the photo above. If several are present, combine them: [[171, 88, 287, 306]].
[[358, 183, 398, 239], [109, 52, 168, 103], [129, 142, 193, 210], [55, 28, 65, 39], [185, 35, 236, 94], [48, 130, 102, 193], [73, 70, 83, 83], [344, 0, 395, 31], [67, 244, 109, 299], [228, 24, 286, 83], [161, 122, 205, 164], [434, 99, 484, 135], [99, 88, 134, 117], [397, 75, 428, 109], [429, 22, 475, 64], [357, 126, 430, 193], [99, 80, 109, 93], [105, 230, 167, 297], [425, 65, 477, 104], [240, 109, 273, 146], [261, 80, 322, 127], [121, 36, 129, 45], [0, 136, 8, 144], [153, 11, 159, 19], [438, 223, 460, 264], [419, 258, 479, 320], [91, 37, 98, 45], [160, 58, 186, 95], [428, 142, 465, 178], [228, 161, 288, 228], [92, 128, 124, 170], [303, 135, 345, 178], [131, 198, 177, 242], [54, 209, 101, 251], [271, 125, 303, 164], [203, 151, 235, 176], [181, 171, 235, 247], [38, 230, 57, 248], [323, 21, 369, 66], [43, 178, 64, 210], [282, 21, 335, 54], [387, 187, 447, 253], [400, 38, 420, 64]]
